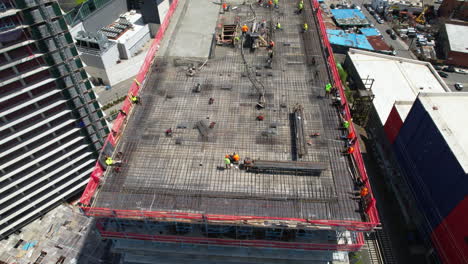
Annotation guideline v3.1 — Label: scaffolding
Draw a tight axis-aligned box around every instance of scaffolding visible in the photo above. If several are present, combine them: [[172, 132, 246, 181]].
[[79, 0, 380, 252]]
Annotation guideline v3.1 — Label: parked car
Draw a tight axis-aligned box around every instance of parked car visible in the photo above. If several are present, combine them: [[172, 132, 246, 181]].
[[433, 65, 443, 70], [438, 71, 448, 78], [390, 33, 397, 40], [443, 66, 455, 72], [386, 29, 392, 34], [454, 83, 464, 91], [377, 18, 384, 24], [369, 10, 375, 15]]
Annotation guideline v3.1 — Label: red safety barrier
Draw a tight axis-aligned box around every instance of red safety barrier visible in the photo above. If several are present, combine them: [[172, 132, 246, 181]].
[[95, 219, 364, 251], [310, 0, 380, 225], [82, 207, 376, 231], [79, 0, 180, 205]]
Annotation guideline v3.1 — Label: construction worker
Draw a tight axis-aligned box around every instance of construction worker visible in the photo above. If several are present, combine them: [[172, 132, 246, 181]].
[[105, 156, 122, 166], [267, 0, 273, 7], [325, 83, 331, 98], [130, 94, 140, 104], [268, 40, 275, 49], [233, 35, 240, 46], [341, 130, 355, 140], [165, 128, 173, 137], [349, 186, 368, 198], [343, 119, 351, 129], [359, 187, 369, 197], [343, 146, 354, 155], [297, 1, 304, 14], [222, 2, 228, 11], [224, 155, 232, 169], [273, 0, 279, 8], [303, 23, 308, 32], [232, 153, 240, 164], [105, 156, 114, 166], [241, 24, 249, 34], [276, 22, 282, 30]]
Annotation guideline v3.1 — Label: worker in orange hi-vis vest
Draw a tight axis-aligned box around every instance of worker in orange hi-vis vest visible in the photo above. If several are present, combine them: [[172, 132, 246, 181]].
[[241, 24, 249, 34]]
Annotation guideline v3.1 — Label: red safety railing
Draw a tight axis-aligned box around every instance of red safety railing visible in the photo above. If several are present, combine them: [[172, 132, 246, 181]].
[[95, 219, 365, 251], [79, 0, 379, 234], [82, 207, 376, 232], [310, 0, 380, 225]]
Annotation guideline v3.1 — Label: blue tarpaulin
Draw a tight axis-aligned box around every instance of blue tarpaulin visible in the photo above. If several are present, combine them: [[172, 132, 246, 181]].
[[360, 27, 381, 36], [331, 9, 366, 19], [326, 29, 374, 50], [331, 9, 369, 26]]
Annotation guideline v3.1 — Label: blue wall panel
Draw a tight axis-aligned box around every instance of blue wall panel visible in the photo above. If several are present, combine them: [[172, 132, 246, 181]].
[[393, 99, 468, 232]]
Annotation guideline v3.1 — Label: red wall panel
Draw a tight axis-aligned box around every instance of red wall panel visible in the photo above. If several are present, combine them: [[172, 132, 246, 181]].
[[384, 105, 404, 144], [431, 195, 468, 264]]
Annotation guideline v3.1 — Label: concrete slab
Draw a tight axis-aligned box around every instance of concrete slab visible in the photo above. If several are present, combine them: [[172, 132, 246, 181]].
[[158, 0, 220, 58]]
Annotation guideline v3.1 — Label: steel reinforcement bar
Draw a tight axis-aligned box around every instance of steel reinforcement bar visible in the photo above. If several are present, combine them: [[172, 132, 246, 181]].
[[79, 0, 380, 232]]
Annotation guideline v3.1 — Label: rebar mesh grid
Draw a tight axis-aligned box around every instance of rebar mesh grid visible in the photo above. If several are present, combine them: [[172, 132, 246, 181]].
[[92, 2, 362, 222]]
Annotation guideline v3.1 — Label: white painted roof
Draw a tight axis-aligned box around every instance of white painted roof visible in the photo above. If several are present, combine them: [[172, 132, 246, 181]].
[[445, 23, 468, 54], [394, 101, 413, 122], [418, 93, 468, 173], [347, 49, 450, 124]]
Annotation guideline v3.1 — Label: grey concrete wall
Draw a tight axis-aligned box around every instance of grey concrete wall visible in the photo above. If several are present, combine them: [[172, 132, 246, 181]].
[[81, 0, 128, 33]]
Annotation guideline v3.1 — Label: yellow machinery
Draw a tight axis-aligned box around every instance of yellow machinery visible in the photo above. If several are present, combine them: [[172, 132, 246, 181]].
[[415, 6, 428, 24]]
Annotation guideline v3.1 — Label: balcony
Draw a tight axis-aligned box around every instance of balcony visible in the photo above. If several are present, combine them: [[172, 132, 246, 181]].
[[0, 158, 94, 214], [0, 52, 43, 71], [0, 170, 90, 237], [0, 135, 85, 180], [0, 128, 82, 170], [0, 65, 49, 87], [0, 147, 90, 193]]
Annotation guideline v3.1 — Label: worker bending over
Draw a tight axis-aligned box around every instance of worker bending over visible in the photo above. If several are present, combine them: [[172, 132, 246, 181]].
[[302, 23, 308, 32]]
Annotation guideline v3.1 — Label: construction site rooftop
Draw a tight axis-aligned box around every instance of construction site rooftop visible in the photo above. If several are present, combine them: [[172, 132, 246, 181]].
[[90, 1, 365, 224]]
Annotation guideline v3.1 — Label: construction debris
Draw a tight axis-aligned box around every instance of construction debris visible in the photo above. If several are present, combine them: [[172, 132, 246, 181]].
[[0, 204, 112, 264]]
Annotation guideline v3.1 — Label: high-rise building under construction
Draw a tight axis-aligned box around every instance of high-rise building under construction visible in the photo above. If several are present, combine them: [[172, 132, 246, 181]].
[[79, 0, 380, 263], [0, 0, 108, 239]]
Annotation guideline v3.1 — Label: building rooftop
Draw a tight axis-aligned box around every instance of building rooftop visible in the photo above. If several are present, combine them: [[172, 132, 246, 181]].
[[359, 27, 381, 36], [90, 4, 363, 223], [366, 35, 391, 51], [347, 48, 450, 124], [418, 93, 468, 172], [445, 23, 468, 54], [394, 101, 413, 122], [327, 30, 374, 50], [331, 9, 369, 27]]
